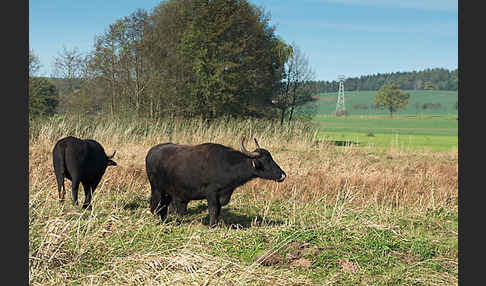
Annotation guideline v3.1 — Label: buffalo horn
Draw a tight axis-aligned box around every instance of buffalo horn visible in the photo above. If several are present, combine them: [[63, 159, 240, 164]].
[[240, 137, 260, 158], [254, 138, 261, 149], [108, 150, 116, 159]]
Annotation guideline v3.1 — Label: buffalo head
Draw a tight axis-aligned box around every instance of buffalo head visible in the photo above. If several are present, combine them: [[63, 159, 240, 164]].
[[240, 137, 286, 182], [106, 151, 117, 166]]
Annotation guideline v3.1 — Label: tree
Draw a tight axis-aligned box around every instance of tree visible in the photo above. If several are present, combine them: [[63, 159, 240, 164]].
[[309, 68, 458, 93], [121, 9, 151, 115], [87, 9, 152, 117], [29, 77, 59, 118], [423, 81, 437, 90], [269, 40, 293, 125], [272, 44, 315, 125], [375, 84, 410, 118], [52, 46, 85, 94], [29, 49, 41, 78], [138, 0, 284, 120], [61, 0, 287, 120], [285, 46, 315, 124], [176, 0, 283, 120], [142, 0, 195, 118], [89, 19, 129, 116]]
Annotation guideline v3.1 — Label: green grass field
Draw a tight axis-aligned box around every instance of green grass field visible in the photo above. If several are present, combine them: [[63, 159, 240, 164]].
[[301, 90, 458, 152], [311, 90, 458, 116]]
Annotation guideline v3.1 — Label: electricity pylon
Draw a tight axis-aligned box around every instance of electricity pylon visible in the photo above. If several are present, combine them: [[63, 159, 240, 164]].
[[335, 75, 346, 116]]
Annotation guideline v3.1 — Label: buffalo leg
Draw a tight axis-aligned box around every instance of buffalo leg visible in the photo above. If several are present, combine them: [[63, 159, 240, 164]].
[[168, 200, 177, 214], [71, 177, 81, 206], [178, 201, 188, 216], [149, 179, 160, 214], [207, 194, 221, 227], [149, 185, 170, 221], [53, 148, 66, 203], [82, 182, 92, 209], [172, 200, 188, 216], [56, 173, 66, 203], [218, 190, 234, 206], [158, 194, 171, 221], [150, 190, 161, 214]]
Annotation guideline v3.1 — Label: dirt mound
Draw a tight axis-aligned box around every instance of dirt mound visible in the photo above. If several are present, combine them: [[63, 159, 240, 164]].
[[254, 241, 323, 269]]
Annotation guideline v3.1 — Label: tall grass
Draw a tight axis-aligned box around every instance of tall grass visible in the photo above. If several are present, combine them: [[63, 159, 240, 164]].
[[29, 114, 457, 211], [29, 114, 320, 151]]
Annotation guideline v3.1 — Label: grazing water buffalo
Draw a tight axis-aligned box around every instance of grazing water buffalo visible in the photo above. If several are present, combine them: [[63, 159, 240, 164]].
[[52, 136, 117, 208], [145, 137, 286, 227]]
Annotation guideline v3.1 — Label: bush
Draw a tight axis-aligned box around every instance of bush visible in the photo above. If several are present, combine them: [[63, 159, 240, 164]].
[[333, 110, 348, 117], [29, 77, 59, 118], [422, 102, 442, 110]]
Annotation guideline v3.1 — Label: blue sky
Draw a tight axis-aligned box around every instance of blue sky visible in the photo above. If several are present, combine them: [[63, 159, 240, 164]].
[[29, 0, 458, 81]]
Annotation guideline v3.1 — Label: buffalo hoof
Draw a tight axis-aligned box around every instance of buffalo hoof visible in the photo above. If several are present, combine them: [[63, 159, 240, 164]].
[[82, 203, 92, 209]]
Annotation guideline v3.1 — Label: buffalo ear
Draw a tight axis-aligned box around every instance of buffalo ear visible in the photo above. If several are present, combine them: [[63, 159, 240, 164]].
[[108, 160, 117, 166], [251, 159, 262, 170]]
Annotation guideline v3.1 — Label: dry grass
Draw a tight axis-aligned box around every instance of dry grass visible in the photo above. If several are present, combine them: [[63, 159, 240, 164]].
[[29, 116, 458, 285]]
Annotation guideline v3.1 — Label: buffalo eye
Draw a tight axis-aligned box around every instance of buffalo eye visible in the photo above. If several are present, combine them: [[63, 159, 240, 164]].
[[253, 159, 263, 171]]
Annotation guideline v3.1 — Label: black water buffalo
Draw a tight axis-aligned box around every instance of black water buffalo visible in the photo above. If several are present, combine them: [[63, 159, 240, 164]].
[[145, 137, 286, 227], [52, 136, 117, 208]]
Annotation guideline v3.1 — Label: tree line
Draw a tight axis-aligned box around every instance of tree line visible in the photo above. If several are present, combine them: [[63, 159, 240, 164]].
[[312, 68, 458, 93], [29, 0, 315, 124], [29, 0, 458, 122]]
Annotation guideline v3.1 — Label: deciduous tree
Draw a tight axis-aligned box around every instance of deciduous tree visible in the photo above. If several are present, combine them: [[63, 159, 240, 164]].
[[29, 77, 59, 118], [375, 84, 410, 118], [29, 49, 41, 78], [271, 44, 315, 125], [176, 0, 283, 120], [52, 46, 85, 94]]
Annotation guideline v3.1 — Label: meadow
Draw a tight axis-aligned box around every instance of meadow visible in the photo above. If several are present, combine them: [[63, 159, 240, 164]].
[[302, 90, 458, 152], [29, 115, 458, 285], [311, 90, 458, 116]]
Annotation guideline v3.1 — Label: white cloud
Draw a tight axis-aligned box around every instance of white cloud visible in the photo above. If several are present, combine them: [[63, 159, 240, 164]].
[[321, 22, 457, 36], [283, 19, 457, 37], [310, 0, 457, 12]]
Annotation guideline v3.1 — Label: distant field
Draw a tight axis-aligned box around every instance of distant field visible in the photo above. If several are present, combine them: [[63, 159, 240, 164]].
[[313, 115, 457, 136], [319, 131, 457, 152], [314, 116, 457, 152], [301, 90, 458, 152], [311, 90, 458, 116]]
